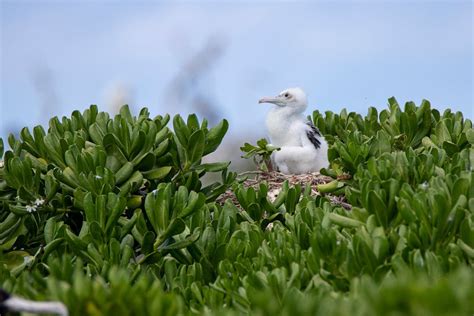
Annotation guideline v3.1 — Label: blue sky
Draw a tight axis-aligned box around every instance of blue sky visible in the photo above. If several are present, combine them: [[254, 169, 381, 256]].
[[1, 0, 473, 146]]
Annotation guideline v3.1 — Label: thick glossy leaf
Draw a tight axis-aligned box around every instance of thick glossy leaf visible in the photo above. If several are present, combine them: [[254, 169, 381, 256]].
[[204, 119, 229, 155], [159, 231, 200, 251], [142, 166, 172, 180], [368, 190, 388, 228], [156, 218, 186, 247], [191, 162, 230, 172], [188, 130, 205, 165]]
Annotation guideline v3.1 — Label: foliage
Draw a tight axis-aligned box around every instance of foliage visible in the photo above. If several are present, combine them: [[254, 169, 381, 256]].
[[240, 138, 280, 172], [1, 99, 473, 315], [0, 105, 232, 270]]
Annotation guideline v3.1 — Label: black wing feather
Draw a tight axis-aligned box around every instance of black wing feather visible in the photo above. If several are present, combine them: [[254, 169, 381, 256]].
[[0, 288, 11, 314], [306, 121, 321, 149]]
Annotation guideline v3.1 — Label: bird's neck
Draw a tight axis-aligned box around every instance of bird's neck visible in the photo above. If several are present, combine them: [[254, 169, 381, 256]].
[[268, 106, 303, 122], [268, 106, 302, 120], [266, 106, 304, 145]]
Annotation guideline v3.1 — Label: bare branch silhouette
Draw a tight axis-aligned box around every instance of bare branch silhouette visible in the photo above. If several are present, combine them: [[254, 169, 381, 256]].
[[166, 36, 226, 124], [31, 65, 59, 123]]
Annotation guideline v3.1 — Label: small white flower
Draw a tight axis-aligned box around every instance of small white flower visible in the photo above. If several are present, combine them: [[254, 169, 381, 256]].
[[34, 198, 45, 206], [23, 255, 34, 265], [26, 205, 37, 213], [95, 175, 103, 180], [421, 181, 429, 190], [265, 222, 274, 231]]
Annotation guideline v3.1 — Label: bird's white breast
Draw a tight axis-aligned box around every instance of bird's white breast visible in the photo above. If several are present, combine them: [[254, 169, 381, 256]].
[[266, 108, 307, 147]]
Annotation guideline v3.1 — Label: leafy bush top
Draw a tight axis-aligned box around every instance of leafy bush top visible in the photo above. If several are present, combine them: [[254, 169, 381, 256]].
[[0, 99, 473, 315]]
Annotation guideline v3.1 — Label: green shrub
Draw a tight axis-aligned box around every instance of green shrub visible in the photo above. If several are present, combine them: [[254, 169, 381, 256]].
[[0, 99, 473, 315]]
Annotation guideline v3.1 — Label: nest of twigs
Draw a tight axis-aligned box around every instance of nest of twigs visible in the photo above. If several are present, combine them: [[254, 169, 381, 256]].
[[217, 170, 352, 210]]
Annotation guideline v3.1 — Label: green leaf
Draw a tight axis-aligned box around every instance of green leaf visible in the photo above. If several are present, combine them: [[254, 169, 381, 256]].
[[156, 218, 186, 247], [142, 166, 172, 180], [317, 180, 343, 193], [466, 129, 474, 144], [119, 170, 143, 195], [142, 231, 156, 255], [188, 130, 205, 165], [180, 192, 206, 218], [442, 141, 459, 155], [457, 239, 474, 258], [187, 114, 200, 131], [83, 192, 97, 223], [114, 162, 134, 185], [0, 251, 32, 270], [204, 119, 228, 155], [105, 194, 127, 236], [43, 238, 64, 259], [328, 213, 364, 228], [0, 213, 22, 241], [65, 229, 88, 252], [368, 190, 388, 228], [191, 162, 230, 172], [159, 231, 200, 251], [173, 115, 190, 147]]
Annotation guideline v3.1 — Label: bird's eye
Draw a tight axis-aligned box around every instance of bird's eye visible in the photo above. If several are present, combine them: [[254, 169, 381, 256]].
[[284, 93, 290, 98]]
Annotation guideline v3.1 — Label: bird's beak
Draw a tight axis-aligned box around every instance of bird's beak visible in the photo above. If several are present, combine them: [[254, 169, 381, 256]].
[[258, 96, 285, 106]]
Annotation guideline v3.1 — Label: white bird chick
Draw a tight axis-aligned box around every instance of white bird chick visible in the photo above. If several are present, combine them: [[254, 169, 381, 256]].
[[259, 87, 329, 174]]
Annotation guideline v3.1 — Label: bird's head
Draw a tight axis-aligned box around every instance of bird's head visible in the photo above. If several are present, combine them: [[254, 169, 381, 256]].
[[258, 87, 308, 113]]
